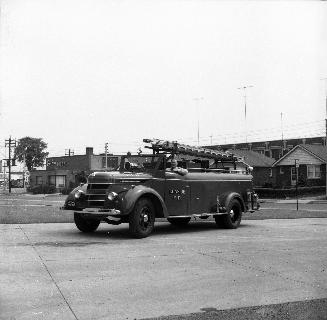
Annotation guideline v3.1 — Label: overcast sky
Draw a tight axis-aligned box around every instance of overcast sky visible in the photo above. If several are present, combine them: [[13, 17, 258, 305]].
[[1, 0, 327, 158]]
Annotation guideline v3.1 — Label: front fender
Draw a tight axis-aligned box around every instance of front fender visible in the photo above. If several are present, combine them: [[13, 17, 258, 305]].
[[63, 184, 88, 210], [121, 185, 168, 217]]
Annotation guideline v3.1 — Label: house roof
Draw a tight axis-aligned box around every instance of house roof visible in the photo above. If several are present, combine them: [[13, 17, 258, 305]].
[[227, 149, 275, 167], [273, 144, 327, 166], [301, 144, 327, 162]]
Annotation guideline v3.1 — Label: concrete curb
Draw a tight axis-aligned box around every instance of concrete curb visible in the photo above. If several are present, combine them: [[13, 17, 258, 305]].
[[260, 199, 327, 204]]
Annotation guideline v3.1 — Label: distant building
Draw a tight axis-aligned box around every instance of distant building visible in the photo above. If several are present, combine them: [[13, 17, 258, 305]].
[[272, 144, 327, 188], [228, 149, 275, 187], [29, 147, 122, 191], [206, 136, 326, 160], [0, 161, 25, 188]]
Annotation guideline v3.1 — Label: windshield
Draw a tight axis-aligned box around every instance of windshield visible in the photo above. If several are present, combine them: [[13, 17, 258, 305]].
[[121, 155, 163, 172]]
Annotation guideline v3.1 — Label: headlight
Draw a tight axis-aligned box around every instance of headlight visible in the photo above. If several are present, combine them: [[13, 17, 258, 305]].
[[107, 192, 118, 201], [74, 190, 84, 199]]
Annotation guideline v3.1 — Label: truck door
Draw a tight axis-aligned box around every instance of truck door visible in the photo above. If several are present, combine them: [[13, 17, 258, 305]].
[[164, 172, 189, 216]]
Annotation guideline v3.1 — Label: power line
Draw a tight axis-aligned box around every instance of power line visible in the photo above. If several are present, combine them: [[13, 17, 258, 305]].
[[43, 119, 325, 156], [179, 119, 325, 144]]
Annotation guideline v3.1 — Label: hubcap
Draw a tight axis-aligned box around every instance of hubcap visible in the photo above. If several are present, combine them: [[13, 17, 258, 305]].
[[230, 206, 240, 223], [140, 207, 151, 230]]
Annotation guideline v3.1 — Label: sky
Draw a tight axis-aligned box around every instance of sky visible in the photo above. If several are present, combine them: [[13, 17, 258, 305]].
[[1, 0, 327, 159]]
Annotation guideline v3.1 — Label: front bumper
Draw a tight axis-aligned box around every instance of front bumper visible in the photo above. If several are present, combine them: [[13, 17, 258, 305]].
[[76, 208, 123, 224], [61, 206, 121, 216], [77, 208, 121, 216]]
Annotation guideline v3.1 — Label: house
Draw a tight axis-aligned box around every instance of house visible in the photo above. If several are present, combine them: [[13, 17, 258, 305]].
[[228, 149, 275, 187], [178, 149, 274, 187], [205, 136, 326, 160], [29, 147, 122, 191], [272, 144, 327, 188]]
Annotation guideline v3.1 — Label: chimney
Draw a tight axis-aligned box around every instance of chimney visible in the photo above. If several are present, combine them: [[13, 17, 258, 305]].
[[86, 147, 93, 156]]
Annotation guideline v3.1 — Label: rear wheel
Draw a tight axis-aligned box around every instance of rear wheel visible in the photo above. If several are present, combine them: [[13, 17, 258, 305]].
[[74, 212, 100, 232], [215, 199, 242, 229], [129, 198, 155, 238], [167, 217, 191, 227]]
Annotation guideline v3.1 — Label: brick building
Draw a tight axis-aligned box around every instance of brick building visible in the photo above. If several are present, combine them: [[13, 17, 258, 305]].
[[29, 148, 122, 191], [207, 136, 326, 160]]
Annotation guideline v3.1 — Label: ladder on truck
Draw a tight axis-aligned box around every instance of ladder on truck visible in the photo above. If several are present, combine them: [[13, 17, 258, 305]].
[[143, 138, 242, 163]]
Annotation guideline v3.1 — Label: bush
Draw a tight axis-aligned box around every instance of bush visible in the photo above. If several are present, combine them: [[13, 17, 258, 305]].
[[60, 187, 74, 195], [254, 186, 326, 199], [28, 184, 57, 194]]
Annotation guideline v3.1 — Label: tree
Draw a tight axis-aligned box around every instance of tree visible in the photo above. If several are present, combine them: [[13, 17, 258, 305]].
[[15, 137, 49, 171]]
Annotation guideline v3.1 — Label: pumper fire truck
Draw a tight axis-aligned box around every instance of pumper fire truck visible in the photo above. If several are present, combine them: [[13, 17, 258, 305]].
[[62, 139, 260, 238]]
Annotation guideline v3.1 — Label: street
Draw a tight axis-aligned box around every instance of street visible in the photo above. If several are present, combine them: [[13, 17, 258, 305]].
[[0, 194, 327, 224], [0, 196, 327, 319]]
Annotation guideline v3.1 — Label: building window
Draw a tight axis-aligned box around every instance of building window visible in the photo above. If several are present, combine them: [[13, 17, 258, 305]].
[[102, 157, 119, 169], [36, 176, 43, 185], [56, 175, 66, 187], [254, 149, 265, 155], [307, 165, 321, 179], [271, 149, 281, 160], [291, 167, 297, 186], [280, 167, 284, 174], [269, 168, 273, 178], [49, 175, 56, 186], [48, 175, 66, 187]]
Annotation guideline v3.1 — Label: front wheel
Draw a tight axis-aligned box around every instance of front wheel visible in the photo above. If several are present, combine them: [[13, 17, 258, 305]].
[[74, 212, 100, 232], [129, 198, 155, 238], [215, 199, 242, 229]]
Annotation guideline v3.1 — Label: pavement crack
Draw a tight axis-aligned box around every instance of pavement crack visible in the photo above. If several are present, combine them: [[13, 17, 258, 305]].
[[18, 225, 79, 320], [193, 249, 327, 293]]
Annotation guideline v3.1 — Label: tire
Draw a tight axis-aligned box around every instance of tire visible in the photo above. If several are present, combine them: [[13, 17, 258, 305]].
[[74, 212, 100, 233], [129, 198, 155, 238], [215, 199, 242, 229], [167, 217, 191, 227]]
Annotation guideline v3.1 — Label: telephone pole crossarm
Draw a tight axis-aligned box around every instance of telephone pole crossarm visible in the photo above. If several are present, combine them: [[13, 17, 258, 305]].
[[4, 137, 17, 193]]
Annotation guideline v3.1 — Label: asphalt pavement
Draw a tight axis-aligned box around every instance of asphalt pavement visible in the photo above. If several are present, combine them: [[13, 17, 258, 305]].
[[1, 218, 326, 320]]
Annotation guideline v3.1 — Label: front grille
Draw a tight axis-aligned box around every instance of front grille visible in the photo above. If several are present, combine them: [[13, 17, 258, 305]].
[[86, 184, 110, 208]]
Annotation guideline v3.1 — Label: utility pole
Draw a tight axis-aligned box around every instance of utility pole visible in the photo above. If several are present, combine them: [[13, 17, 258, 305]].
[[5, 137, 17, 193], [281, 112, 284, 142], [281, 112, 284, 156], [105, 142, 109, 169], [294, 159, 299, 211], [237, 85, 254, 143], [320, 77, 327, 196], [194, 97, 204, 146]]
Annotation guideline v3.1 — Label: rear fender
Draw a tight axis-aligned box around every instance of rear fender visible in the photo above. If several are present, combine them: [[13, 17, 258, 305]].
[[219, 192, 245, 213], [123, 185, 168, 218]]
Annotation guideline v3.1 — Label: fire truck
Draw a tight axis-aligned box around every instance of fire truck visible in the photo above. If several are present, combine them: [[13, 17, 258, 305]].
[[62, 139, 260, 238]]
